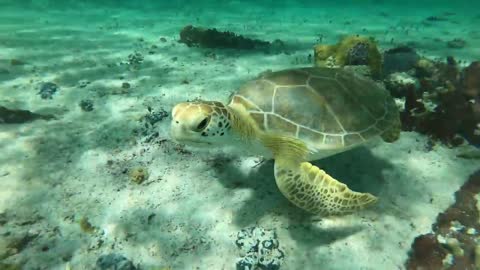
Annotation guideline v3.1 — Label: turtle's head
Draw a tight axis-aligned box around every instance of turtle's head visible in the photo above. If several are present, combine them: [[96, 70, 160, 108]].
[[170, 101, 233, 147]]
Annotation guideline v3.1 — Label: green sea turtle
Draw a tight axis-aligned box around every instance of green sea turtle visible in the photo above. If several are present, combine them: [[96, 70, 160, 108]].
[[170, 67, 400, 216]]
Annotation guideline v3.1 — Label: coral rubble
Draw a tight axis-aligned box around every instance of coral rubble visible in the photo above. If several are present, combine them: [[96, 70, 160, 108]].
[[235, 226, 285, 270]]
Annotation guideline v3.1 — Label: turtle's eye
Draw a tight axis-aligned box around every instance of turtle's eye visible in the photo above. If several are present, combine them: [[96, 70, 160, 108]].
[[195, 117, 209, 132]]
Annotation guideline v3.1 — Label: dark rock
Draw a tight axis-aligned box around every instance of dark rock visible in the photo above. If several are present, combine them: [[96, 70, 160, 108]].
[[79, 100, 94, 112], [0, 106, 54, 124], [95, 253, 137, 270], [447, 38, 466, 49], [179, 25, 271, 50], [38, 82, 58, 99], [383, 46, 420, 75]]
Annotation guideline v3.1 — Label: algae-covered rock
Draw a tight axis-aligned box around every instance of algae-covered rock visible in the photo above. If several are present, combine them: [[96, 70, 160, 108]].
[[314, 35, 382, 77], [0, 106, 55, 124], [179, 25, 270, 50]]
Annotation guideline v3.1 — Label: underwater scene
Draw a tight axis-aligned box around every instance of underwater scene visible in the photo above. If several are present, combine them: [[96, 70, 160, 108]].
[[1, 0, 480, 269]]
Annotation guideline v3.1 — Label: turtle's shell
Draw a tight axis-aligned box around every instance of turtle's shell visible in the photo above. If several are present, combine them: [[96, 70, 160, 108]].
[[229, 67, 400, 149]]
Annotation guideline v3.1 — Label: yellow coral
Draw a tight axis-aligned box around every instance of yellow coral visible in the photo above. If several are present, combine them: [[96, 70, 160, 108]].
[[313, 44, 338, 67], [313, 35, 383, 77]]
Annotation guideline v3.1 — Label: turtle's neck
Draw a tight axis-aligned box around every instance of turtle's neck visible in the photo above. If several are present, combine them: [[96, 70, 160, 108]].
[[226, 103, 259, 142]]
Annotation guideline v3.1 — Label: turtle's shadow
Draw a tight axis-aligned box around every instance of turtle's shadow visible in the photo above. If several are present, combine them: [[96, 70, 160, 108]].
[[211, 146, 394, 245]]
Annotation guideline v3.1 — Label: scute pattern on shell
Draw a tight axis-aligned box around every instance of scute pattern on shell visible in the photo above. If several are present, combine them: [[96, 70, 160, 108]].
[[230, 67, 399, 148]]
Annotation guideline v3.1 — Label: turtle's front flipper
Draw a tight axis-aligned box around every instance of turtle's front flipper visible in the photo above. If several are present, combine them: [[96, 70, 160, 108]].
[[261, 133, 377, 216], [274, 160, 377, 216]]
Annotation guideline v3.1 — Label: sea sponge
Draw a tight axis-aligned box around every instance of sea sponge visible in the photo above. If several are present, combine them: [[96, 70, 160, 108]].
[[313, 35, 382, 77]]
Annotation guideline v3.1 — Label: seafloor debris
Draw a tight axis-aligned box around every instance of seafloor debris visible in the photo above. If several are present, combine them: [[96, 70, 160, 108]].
[[314, 35, 382, 77], [10, 59, 25, 66], [78, 80, 91, 88], [385, 57, 480, 146], [121, 51, 144, 70], [0, 106, 54, 123], [128, 167, 149, 184], [79, 216, 97, 234], [235, 226, 285, 270], [179, 25, 271, 50], [79, 99, 94, 112], [132, 106, 168, 143], [143, 106, 169, 126], [38, 82, 59, 99], [405, 170, 480, 270], [95, 253, 137, 270], [0, 232, 38, 260]]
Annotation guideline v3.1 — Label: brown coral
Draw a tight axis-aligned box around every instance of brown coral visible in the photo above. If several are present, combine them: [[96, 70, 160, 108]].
[[405, 170, 480, 270], [394, 57, 480, 146], [461, 61, 480, 98]]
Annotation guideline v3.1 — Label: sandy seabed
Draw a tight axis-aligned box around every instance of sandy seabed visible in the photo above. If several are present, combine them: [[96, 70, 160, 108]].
[[0, 2, 479, 270]]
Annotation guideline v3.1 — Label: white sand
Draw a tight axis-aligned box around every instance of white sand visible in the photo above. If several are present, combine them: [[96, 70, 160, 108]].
[[0, 2, 479, 270]]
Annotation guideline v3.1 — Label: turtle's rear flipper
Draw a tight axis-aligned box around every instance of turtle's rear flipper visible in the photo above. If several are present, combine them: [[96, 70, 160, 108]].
[[274, 160, 377, 216]]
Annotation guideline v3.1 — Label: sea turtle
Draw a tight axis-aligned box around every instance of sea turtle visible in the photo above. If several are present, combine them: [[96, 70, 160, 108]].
[[170, 67, 400, 216]]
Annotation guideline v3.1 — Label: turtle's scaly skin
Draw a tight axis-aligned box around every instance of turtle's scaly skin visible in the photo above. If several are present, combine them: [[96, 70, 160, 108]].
[[229, 67, 400, 151]]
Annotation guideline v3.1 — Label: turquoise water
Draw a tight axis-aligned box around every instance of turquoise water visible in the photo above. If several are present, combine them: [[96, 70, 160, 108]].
[[0, 1, 479, 270]]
